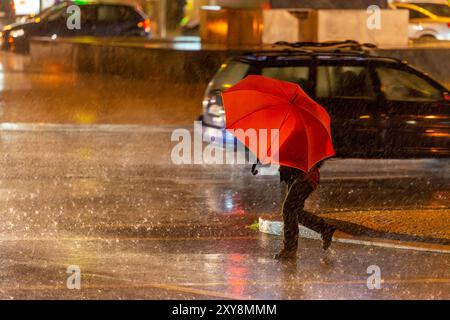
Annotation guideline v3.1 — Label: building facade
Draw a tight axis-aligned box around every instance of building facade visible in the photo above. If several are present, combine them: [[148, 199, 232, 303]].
[[270, 0, 388, 9]]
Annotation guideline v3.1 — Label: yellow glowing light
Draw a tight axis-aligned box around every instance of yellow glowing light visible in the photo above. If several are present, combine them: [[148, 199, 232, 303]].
[[206, 20, 228, 36], [186, 0, 194, 10], [35, 17, 41, 23], [252, 20, 263, 33], [359, 115, 371, 119], [223, 84, 232, 88], [74, 112, 96, 124], [220, 63, 227, 69], [427, 132, 450, 138]]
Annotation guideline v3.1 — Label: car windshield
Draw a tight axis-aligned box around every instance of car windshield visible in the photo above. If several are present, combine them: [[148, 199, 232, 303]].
[[208, 60, 250, 91], [417, 3, 450, 17], [39, 3, 69, 19]]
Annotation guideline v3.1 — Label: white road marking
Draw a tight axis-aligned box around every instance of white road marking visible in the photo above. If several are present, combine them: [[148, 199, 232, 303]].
[[259, 217, 450, 254]]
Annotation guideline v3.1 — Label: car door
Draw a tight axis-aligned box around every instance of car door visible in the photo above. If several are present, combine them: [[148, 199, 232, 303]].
[[375, 64, 450, 157], [313, 61, 383, 157]]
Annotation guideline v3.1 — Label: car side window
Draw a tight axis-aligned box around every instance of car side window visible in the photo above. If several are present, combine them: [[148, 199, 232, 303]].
[[80, 6, 97, 25], [97, 5, 121, 22], [377, 67, 443, 102], [316, 66, 375, 99], [261, 66, 310, 88], [97, 5, 137, 23], [407, 9, 429, 19], [119, 7, 141, 22]]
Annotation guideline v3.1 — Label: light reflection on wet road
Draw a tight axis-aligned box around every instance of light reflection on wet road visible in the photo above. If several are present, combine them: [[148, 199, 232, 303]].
[[0, 126, 448, 299], [0, 52, 204, 125]]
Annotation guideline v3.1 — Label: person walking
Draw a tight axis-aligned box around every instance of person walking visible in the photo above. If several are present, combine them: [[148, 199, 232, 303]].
[[253, 161, 336, 260], [223, 75, 337, 260]]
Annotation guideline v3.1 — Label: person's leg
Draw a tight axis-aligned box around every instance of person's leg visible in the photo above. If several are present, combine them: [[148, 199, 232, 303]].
[[293, 182, 336, 250], [298, 209, 329, 234], [299, 209, 336, 250], [275, 183, 299, 260]]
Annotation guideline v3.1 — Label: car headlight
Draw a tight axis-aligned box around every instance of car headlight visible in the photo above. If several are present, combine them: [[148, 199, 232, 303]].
[[10, 29, 25, 38], [209, 103, 225, 116], [206, 93, 225, 116]]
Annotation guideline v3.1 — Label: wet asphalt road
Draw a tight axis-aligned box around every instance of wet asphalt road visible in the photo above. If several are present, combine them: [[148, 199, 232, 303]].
[[0, 52, 449, 299]]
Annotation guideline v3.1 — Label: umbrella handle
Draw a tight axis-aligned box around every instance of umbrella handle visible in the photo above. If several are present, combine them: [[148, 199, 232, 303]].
[[251, 163, 259, 176]]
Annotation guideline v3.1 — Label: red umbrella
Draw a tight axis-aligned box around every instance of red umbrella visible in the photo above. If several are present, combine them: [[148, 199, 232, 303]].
[[222, 75, 335, 172]]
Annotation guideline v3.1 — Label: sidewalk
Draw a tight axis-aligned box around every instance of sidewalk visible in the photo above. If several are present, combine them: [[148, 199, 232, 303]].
[[259, 208, 450, 253]]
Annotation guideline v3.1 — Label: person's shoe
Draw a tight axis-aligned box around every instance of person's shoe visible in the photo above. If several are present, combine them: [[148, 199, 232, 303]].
[[274, 249, 297, 260], [321, 226, 336, 250]]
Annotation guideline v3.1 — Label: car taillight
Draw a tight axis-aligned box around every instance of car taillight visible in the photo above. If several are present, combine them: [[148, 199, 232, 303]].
[[138, 19, 151, 33], [444, 93, 450, 101]]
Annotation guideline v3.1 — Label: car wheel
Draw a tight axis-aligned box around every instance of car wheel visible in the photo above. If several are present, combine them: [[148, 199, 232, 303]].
[[418, 35, 437, 42]]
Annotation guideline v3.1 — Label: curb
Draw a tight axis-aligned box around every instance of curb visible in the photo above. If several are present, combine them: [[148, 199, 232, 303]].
[[259, 216, 450, 254]]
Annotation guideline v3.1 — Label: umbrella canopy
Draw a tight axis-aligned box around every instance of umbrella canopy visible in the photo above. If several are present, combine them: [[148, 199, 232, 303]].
[[222, 75, 335, 172]]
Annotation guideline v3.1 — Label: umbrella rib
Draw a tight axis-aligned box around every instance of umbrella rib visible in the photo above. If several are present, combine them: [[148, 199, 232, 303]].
[[292, 96, 333, 136], [225, 87, 293, 102], [273, 79, 294, 101], [296, 107, 333, 143], [232, 85, 332, 140], [300, 110, 335, 167], [259, 105, 294, 165], [225, 102, 288, 129], [262, 107, 312, 171], [298, 110, 311, 170]]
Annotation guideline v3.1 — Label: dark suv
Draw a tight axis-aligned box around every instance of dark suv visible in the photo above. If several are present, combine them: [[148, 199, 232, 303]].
[[1, 1, 151, 52], [200, 41, 450, 158]]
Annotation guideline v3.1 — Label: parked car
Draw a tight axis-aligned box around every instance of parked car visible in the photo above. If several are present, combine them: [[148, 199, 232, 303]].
[[199, 41, 450, 158], [390, 2, 450, 41], [0, 1, 151, 52]]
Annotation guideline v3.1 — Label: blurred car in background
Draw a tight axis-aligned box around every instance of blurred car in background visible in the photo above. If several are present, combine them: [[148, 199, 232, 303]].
[[0, 0, 14, 28], [199, 41, 450, 158], [1, 1, 151, 52], [390, 2, 450, 41]]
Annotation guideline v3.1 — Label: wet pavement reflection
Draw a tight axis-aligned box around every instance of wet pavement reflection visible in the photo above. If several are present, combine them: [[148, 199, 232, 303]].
[[0, 127, 448, 299], [0, 52, 204, 125]]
